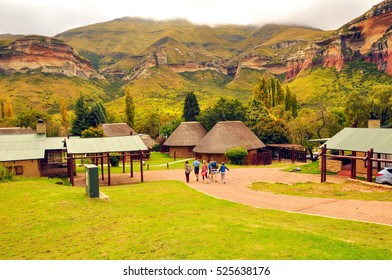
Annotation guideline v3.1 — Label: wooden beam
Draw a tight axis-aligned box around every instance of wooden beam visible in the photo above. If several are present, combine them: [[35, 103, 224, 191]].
[[130, 154, 134, 178], [351, 151, 357, 179], [100, 153, 104, 181], [321, 145, 327, 183], [107, 152, 111, 186], [122, 152, 125, 173], [140, 150, 144, 183], [69, 154, 74, 186], [367, 149, 373, 183]]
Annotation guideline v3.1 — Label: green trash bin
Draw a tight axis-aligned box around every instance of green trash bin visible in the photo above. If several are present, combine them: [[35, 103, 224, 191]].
[[85, 164, 99, 198]]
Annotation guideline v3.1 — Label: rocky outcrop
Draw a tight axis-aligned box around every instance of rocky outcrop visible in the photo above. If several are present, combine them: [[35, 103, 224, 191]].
[[124, 44, 232, 81], [286, 0, 392, 79], [0, 35, 103, 79]]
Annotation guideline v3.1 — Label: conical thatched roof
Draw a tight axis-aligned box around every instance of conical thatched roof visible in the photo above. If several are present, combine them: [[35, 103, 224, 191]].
[[193, 121, 265, 154], [164, 122, 207, 147]]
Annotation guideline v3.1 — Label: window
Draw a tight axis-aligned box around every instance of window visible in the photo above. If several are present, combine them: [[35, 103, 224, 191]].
[[387, 169, 392, 174], [15, 166, 23, 175], [47, 151, 63, 164], [7, 166, 23, 175]]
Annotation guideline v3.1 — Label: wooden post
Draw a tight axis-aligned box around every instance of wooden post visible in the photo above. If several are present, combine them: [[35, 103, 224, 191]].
[[278, 147, 281, 162], [321, 145, 327, 183], [69, 154, 74, 186], [351, 151, 357, 179], [122, 152, 125, 173], [130, 154, 134, 178], [367, 149, 374, 183], [140, 150, 144, 182], [107, 152, 111, 186], [377, 153, 382, 172], [174, 151, 176, 161], [291, 147, 295, 163], [101, 153, 104, 181]]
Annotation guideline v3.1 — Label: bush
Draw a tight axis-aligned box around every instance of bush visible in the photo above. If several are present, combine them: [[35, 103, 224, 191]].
[[0, 167, 15, 182], [109, 156, 120, 167], [152, 144, 160, 152], [225, 147, 248, 165]]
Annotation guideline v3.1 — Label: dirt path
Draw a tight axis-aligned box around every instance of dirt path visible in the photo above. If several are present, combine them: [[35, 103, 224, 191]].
[[76, 167, 392, 226]]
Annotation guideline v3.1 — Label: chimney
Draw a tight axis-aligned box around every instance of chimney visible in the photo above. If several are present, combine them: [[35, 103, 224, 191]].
[[36, 119, 46, 134]]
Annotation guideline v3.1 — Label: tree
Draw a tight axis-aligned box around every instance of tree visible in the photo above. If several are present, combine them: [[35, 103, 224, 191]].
[[135, 112, 160, 138], [252, 117, 291, 144], [245, 98, 271, 128], [125, 88, 135, 128], [182, 92, 200, 121], [197, 98, 246, 131], [4, 97, 13, 118], [81, 126, 104, 138], [60, 99, 69, 136], [71, 95, 90, 136], [88, 102, 107, 127], [370, 85, 392, 125], [0, 99, 4, 119], [161, 118, 182, 138], [344, 90, 371, 127]]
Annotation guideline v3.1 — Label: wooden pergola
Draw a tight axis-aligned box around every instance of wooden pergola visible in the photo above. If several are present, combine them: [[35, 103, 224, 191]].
[[65, 136, 149, 186]]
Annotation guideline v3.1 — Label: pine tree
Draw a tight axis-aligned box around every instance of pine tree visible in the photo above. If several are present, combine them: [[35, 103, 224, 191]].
[[4, 97, 13, 118], [71, 95, 89, 136], [182, 91, 200, 121], [88, 102, 107, 128], [125, 88, 135, 128]]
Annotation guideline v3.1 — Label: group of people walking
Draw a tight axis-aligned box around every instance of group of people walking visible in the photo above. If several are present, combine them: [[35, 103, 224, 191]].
[[184, 158, 229, 184]]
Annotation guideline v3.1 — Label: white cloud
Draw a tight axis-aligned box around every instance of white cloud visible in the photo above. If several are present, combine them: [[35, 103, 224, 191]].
[[0, 0, 382, 36]]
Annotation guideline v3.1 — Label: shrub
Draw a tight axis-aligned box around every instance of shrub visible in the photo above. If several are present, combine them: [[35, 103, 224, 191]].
[[225, 147, 248, 165], [152, 144, 160, 152], [109, 156, 120, 167], [0, 166, 15, 182]]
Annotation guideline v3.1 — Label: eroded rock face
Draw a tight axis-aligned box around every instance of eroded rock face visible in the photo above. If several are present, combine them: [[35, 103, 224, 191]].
[[286, 0, 392, 79], [0, 35, 103, 79]]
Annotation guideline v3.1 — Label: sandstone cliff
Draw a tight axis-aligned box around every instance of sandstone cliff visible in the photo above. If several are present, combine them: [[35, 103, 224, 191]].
[[0, 35, 103, 79], [286, 0, 392, 79]]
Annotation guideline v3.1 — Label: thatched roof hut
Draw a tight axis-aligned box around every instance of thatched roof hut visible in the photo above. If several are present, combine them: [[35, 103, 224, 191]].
[[0, 127, 36, 135], [102, 123, 137, 136], [138, 134, 158, 150], [193, 121, 266, 163], [164, 122, 207, 158]]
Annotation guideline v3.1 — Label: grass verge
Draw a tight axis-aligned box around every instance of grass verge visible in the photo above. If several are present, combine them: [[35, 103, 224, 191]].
[[249, 181, 392, 202]]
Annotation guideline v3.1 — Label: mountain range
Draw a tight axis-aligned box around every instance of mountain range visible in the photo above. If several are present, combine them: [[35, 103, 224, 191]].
[[0, 0, 391, 124]]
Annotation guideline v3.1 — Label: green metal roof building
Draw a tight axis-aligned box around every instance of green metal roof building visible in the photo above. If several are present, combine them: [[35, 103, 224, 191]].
[[324, 128, 392, 154]]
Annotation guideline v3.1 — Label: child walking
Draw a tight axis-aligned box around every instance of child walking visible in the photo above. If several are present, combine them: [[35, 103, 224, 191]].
[[201, 160, 208, 183], [218, 162, 230, 183]]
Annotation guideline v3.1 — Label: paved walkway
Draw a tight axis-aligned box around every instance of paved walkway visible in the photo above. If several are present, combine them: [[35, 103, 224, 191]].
[[76, 167, 392, 226]]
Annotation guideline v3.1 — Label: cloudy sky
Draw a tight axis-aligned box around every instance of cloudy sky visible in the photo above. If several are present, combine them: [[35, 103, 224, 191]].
[[0, 0, 383, 36]]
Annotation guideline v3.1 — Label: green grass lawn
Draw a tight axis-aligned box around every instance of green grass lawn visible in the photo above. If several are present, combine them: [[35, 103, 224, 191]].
[[1, 178, 391, 260], [249, 181, 392, 202]]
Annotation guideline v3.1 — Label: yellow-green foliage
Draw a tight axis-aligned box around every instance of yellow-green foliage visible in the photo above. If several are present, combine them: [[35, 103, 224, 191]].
[[0, 73, 109, 115]]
